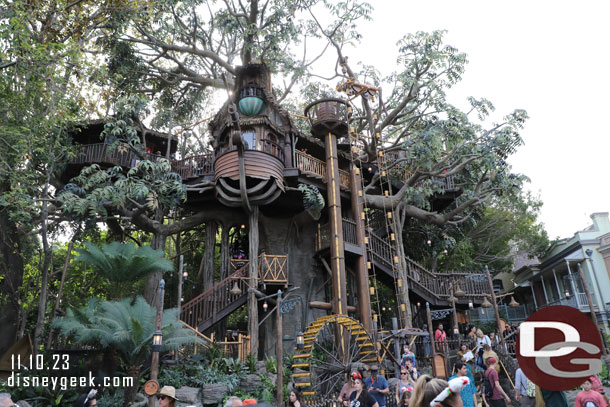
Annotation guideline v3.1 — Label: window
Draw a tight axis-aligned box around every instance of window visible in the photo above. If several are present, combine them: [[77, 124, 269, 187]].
[[242, 130, 256, 149]]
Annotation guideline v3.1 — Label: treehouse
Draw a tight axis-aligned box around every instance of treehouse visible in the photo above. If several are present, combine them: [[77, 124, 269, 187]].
[[62, 63, 488, 385], [61, 119, 178, 184]]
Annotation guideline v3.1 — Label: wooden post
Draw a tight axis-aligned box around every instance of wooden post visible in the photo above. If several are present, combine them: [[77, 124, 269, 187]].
[[248, 206, 260, 358], [324, 131, 348, 317], [392, 317, 401, 378], [149, 280, 165, 407], [578, 263, 608, 356], [177, 254, 184, 313], [350, 167, 373, 333], [276, 290, 283, 407], [485, 266, 504, 341], [426, 303, 436, 375]]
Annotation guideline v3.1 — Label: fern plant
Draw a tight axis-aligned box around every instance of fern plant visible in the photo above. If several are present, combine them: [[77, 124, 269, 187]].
[[52, 296, 207, 404], [297, 184, 325, 220], [75, 241, 173, 282]]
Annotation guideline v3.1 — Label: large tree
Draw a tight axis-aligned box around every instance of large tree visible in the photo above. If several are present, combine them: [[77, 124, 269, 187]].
[[4, 0, 542, 336]]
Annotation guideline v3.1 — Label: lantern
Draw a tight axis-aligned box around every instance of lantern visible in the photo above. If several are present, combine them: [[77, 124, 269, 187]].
[[152, 330, 163, 352], [296, 331, 305, 350]]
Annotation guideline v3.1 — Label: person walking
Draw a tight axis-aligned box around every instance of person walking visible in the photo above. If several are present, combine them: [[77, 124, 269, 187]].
[[364, 367, 390, 407], [338, 371, 358, 404], [449, 362, 477, 407], [482, 358, 510, 407], [514, 366, 535, 407], [396, 367, 415, 404]]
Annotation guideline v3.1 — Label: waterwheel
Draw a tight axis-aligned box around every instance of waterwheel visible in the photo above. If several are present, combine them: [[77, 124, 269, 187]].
[[291, 315, 380, 399]]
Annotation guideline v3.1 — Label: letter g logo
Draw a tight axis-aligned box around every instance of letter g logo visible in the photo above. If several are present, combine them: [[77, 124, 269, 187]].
[[516, 306, 603, 391]]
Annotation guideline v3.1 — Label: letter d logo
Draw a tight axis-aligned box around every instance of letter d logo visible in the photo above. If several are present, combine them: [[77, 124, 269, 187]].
[[519, 321, 579, 357]]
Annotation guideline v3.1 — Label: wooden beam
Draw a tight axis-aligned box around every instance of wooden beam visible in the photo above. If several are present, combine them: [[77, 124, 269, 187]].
[[309, 301, 356, 313]]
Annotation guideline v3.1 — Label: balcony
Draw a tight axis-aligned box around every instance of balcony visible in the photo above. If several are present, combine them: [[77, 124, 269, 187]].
[[537, 292, 598, 312]]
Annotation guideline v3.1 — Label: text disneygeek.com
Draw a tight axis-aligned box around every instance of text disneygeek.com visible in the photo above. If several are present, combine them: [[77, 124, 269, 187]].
[[7, 372, 134, 391]]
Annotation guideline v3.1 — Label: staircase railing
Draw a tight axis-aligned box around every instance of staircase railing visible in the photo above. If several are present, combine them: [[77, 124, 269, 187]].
[[180, 265, 248, 329]]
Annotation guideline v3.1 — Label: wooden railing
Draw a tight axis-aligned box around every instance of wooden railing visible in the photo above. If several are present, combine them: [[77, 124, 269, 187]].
[[180, 264, 249, 330], [259, 253, 288, 284], [295, 150, 350, 190], [229, 254, 288, 285], [70, 143, 213, 180], [171, 154, 214, 179], [315, 220, 488, 300]]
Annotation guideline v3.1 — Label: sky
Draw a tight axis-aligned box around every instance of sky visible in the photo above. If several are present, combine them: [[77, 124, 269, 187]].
[[335, 0, 610, 239]]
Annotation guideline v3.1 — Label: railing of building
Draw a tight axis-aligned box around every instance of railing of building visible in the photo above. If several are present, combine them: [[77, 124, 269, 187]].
[[316, 218, 488, 299], [295, 150, 350, 190], [229, 254, 288, 285], [70, 143, 214, 181]]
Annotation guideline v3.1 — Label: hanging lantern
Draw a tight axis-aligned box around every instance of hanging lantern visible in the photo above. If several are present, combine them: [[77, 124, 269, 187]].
[[180, 296, 184, 303], [564, 289, 571, 298], [393, 256, 399, 264], [364, 237, 369, 245], [468, 299, 474, 309], [183, 270, 188, 278], [387, 212, 392, 219], [400, 304, 406, 312], [263, 301, 268, 312], [296, 331, 305, 350], [382, 307, 386, 311], [427, 240, 432, 246], [238, 86, 265, 116], [454, 285, 466, 297], [397, 279, 402, 288], [416, 302, 421, 307], [481, 296, 492, 308], [230, 281, 242, 296], [369, 286, 375, 296], [241, 224, 246, 229], [372, 313, 378, 322], [361, 212, 366, 220], [508, 296, 520, 308], [381, 171, 386, 177], [152, 330, 163, 352], [367, 261, 372, 269]]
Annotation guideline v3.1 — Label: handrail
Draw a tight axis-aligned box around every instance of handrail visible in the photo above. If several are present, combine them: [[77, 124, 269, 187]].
[[180, 264, 248, 329], [70, 143, 214, 181], [315, 220, 488, 299], [295, 150, 350, 190]]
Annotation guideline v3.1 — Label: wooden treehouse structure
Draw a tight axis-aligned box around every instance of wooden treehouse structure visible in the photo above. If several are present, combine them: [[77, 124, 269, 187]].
[[64, 63, 492, 397]]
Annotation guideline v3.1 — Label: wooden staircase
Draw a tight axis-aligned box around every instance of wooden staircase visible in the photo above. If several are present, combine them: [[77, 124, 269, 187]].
[[316, 220, 489, 306], [180, 265, 249, 333]]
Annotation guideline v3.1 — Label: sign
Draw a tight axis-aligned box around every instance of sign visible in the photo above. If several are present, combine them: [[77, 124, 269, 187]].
[[516, 305, 602, 390]]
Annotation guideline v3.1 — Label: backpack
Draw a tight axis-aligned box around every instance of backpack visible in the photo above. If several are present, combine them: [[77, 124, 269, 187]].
[[483, 371, 494, 398]]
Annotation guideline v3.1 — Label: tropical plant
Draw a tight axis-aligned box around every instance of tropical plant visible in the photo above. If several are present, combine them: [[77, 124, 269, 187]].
[[52, 296, 207, 404], [75, 241, 173, 283]]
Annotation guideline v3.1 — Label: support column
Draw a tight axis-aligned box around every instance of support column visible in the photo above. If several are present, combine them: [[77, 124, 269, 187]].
[[578, 263, 607, 356], [530, 283, 538, 310], [540, 274, 549, 304], [325, 132, 348, 316], [485, 266, 504, 339], [552, 269, 562, 300], [350, 167, 373, 333], [248, 206, 260, 358], [566, 260, 580, 308]]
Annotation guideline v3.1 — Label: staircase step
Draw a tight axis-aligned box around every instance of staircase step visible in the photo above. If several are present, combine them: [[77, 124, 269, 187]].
[[293, 354, 311, 359], [295, 382, 311, 387], [292, 372, 311, 378], [292, 363, 310, 368]]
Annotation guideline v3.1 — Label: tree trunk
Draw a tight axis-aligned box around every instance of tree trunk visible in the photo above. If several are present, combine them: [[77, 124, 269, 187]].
[[392, 204, 413, 328], [46, 240, 74, 348], [144, 232, 168, 305], [220, 224, 230, 280], [202, 221, 217, 292], [124, 365, 141, 406], [0, 203, 24, 356], [33, 181, 53, 353], [248, 206, 259, 358]]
